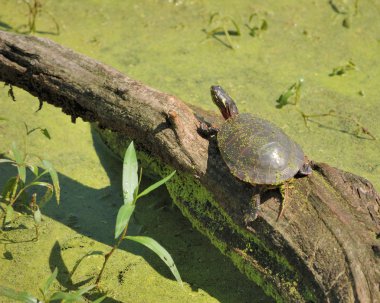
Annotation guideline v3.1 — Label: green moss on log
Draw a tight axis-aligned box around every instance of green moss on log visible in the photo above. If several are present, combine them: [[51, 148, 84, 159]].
[[94, 125, 318, 302]]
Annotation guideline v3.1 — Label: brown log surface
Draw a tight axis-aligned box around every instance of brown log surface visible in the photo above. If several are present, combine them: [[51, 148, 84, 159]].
[[0, 31, 379, 302]]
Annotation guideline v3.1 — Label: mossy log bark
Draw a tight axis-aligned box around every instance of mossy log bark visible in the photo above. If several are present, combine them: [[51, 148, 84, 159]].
[[0, 31, 379, 303]]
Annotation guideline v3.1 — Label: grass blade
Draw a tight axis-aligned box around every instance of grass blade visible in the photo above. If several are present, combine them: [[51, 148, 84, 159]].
[[115, 204, 135, 239], [0, 285, 38, 303], [122, 142, 138, 204], [41, 160, 60, 204], [137, 170, 176, 199], [126, 236, 183, 286]]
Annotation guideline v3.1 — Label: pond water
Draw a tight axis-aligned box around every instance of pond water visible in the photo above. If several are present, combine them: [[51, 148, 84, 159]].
[[0, 0, 379, 302]]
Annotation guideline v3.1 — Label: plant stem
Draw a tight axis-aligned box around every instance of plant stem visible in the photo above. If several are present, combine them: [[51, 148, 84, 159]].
[[96, 223, 129, 285]]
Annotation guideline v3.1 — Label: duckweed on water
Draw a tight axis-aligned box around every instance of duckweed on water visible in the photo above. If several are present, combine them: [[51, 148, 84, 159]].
[[276, 79, 376, 140]]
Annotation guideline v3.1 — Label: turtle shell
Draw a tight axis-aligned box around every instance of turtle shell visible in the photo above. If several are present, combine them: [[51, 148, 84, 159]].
[[217, 113, 305, 185]]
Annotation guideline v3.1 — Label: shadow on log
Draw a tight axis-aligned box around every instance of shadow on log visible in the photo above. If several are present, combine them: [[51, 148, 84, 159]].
[[0, 31, 379, 302]]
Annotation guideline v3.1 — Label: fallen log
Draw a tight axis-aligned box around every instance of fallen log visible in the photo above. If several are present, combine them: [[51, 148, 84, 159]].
[[0, 30, 379, 303]]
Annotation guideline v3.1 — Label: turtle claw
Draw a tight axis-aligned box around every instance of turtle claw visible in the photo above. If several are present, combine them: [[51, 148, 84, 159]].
[[244, 191, 261, 225], [276, 181, 293, 221]]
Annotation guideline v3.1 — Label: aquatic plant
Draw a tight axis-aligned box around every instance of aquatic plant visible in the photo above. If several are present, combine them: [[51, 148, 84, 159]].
[[329, 0, 359, 28], [95, 141, 181, 286], [17, 0, 59, 35], [0, 268, 106, 302], [205, 12, 241, 49], [246, 13, 268, 37], [276, 79, 376, 140], [329, 60, 357, 76], [0, 141, 60, 240]]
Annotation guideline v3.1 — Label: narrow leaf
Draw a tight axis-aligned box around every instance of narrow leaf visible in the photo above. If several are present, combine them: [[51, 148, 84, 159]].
[[27, 164, 39, 176], [115, 204, 135, 239], [0, 285, 38, 303], [0, 159, 13, 164], [40, 267, 58, 297], [41, 160, 60, 204], [122, 142, 138, 204], [75, 284, 96, 296], [50, 285, 95, 302], [126, 236, 183, 286], [38, 185, 54, 208], [11, 142, 26, 183], [1, 176, 18, 201], [50, 291, 85, 302], [5, 205, 14, 224], [92, 295, 107, 303], [137, 171, 176, 199]]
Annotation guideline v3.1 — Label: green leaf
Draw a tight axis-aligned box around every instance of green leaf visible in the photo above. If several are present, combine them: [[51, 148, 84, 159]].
[[50, 291, 85, 302], [5, 205, 14, 224], [40, 267, 58, 297], [41, 160, 60, 204], [0, 285, 38, 303], [92, 295, 107, 303], [114, 203, 135, 239], [11, 142, 26, 183], [1, 176, 18, 201], [27, 164, 39, 176], [126, 236, 183, 286], [33, 206, 42, 224], [75, 284, 96, 296], [0, 159, 14, 164], [122, 142, 138, 204], [50, 285, 95, 302], [37, 184, 54, 208], [137, 171, 176, 199], [40, 128, 51, 139]]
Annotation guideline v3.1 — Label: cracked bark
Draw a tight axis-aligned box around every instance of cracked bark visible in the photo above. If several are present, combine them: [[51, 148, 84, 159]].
[[0, 31, 379, 302]]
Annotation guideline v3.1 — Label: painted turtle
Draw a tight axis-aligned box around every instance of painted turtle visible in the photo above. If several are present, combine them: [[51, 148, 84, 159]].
[[205, 85, 312, 221]]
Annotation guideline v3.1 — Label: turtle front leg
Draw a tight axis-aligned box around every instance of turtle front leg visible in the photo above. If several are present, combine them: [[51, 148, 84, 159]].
[[198, 121, 219, 137]]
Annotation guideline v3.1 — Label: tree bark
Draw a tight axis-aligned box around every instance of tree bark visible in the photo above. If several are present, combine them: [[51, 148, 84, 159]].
[[0, 31, 379, 303]]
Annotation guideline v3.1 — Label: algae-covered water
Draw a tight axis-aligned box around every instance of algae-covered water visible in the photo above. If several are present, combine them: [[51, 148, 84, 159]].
[[0, 0, 379, 302]]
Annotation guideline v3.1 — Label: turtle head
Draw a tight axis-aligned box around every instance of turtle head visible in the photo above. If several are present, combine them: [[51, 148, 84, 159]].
[[210, 85, 239, 120], [298, 158, 313, 176]]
